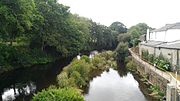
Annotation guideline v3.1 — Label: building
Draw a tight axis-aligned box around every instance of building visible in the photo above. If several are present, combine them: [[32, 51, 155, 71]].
[[146, 22, 180, 42], [139, 22, 180, 71]]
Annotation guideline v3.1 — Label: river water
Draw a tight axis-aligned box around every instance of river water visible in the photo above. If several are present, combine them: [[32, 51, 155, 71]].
[[84, 68, 148, 101], [0, 59, 148, 101], [0, 58, 71, 101]]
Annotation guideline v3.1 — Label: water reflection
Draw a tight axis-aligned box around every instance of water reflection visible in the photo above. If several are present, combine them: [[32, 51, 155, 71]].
[[84, 68, 147, 101], [0, 57, 72, 101], [2, 82, 36, 101]]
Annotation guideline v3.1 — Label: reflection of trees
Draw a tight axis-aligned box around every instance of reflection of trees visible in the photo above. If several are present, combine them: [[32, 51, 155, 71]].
[[116, 60, 128, 77], [0, 57, 71, 101], [0, 93, 2, 101]]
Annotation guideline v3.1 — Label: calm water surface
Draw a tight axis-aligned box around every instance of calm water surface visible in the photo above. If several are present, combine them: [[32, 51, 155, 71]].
[[0, 57, 148, 101], [0, 58, 71, 101], [84, 68, 147, 101]]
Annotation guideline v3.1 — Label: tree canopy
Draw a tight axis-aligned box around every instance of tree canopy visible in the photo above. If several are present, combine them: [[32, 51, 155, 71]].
[[0, 0, 36, 45], [109, 21, 127, 34]]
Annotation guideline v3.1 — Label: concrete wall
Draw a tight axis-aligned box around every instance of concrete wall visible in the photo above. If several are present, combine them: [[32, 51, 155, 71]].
[[139, 44, 155, 56]]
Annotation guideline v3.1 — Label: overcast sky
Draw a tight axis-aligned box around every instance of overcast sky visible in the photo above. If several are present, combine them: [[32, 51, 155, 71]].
[[58, 0, 180, 28]]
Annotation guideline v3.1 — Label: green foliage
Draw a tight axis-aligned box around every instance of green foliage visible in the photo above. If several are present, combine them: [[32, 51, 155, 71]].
[[0, 0, 120, 74], [0, 0, 36, 44], [128, 23, 152, 46], [57, 51, 116, 89], [128, 23, 150, 39], [89, 22, 117, 50], [81, 55, 90, 63], [32, 87, 84, 101], [70, 71, 86, 88], [141, 50, 149, 61], [57, 72, 76, 88], [148, 85, 164, 99], [118, 33, 131, 43], [0, 44, 52, 73], [126, 60, 137, 71], [114, 42, 129, 62], [109, 21, 127, 33], [141, 50, 171, 71]]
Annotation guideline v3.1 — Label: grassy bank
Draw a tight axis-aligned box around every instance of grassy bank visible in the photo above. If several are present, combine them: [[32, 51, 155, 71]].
[[32, 51, 117, 101]]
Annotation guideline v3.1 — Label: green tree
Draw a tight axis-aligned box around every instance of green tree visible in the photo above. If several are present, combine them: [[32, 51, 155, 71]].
[[117, 33, 131, 43], [128, 23, 151, 39], [0, 0, 36, 45], [114, 42, 129, 62], [110, 21, 127, 33], [128, 23, 152, 46]]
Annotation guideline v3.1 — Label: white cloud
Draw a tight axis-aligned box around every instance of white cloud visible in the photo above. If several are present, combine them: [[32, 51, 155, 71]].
[[58, 0, 180, 28]]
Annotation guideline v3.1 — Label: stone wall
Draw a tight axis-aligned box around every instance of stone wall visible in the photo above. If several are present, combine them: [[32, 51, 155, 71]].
[[132, 57, 169, 93]]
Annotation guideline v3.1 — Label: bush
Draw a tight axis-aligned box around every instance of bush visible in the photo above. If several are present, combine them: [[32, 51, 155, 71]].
[[32, 87, 84, 101], [68, 60, 90, 80], [126, 60, 136, 70], [57, 72, 76, 88], [149, 85, 164, 99], [70, 71, 86, 88], [141, 50, 171, 71], [58, 59, 91, 88], [81, 55, 90, 63]]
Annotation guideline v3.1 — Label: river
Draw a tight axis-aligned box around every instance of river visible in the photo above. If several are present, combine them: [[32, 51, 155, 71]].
[[84, 68, 148, 101], [0, 58, 72, 101], [0, 58, 149, 101]]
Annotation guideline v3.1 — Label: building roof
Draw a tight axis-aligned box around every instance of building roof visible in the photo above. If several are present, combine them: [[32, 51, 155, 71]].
[[155, 40, 180, 49], [141, 40, 180, 49], [140, 41, 166, 47], [151, 22, 180, 32]]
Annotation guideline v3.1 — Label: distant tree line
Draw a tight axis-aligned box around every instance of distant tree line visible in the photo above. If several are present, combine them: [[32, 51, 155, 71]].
[[0, 0, 128, 72]]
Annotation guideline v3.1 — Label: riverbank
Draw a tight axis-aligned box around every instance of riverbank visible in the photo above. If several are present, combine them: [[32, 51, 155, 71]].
[[128, 48, 169, 100], [32, 51, 117, 100], [0, 45, 55, 74]]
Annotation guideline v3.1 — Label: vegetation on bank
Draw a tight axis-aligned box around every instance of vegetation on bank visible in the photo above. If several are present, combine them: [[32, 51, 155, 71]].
[[125, 57, 165, 100], [32, 87, 84, 101], [32, 51, 117, 101], [141, 50, 171, 71], [0, 44, 53, 73], [0, 0, 127, 73], [57, 51, 116, 89]]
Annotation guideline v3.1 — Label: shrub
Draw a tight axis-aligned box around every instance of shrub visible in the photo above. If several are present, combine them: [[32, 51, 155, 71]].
[[126, 60, 136, 70], [57, 72, 76, 88], [141, 50, 171, 71], [81, 55, 90, 63], [70, 71, 86, 88], [32, 87, 84, 101], [67, 60, 90, 80]]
